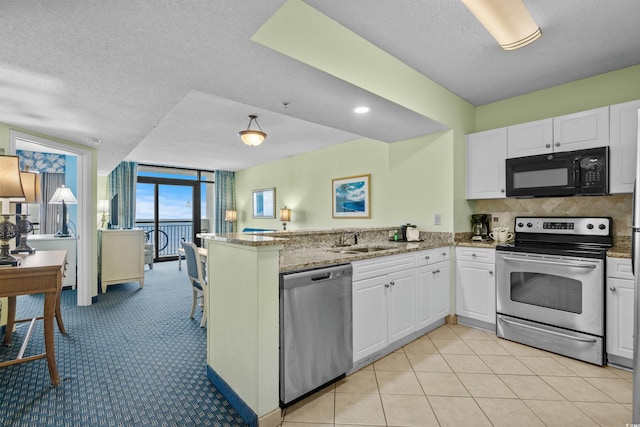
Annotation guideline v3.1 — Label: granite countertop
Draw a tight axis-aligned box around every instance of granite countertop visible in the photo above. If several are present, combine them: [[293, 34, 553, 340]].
[[280, 240, 452, 273], [608, 246, 631, 259], [198, 232, 286, 246]]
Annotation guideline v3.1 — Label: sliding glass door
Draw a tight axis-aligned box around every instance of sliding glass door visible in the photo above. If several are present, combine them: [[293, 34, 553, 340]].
[[136, 165, 214, 262]]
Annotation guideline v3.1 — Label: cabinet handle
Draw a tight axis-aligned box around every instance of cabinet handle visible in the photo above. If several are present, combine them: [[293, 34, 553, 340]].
[[489, 270, 494, 275], [425, 256, 430, 260], [435, 269, 440, 274], [545, 143, 551, 148], [385, 283, 390, 288], [555, 142, 560, 147], [610, 286, 617, 292], [442, 252, 447, 256], [390, 281, 395, 286], [472, 253, 477, 257], [500, 188, 505, 193]]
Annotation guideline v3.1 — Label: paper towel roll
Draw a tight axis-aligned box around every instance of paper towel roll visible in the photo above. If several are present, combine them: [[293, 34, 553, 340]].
[[406, 227, 420, 241]]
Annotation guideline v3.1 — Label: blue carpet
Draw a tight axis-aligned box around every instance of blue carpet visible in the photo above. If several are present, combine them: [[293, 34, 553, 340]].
[[0, 260, 247, 427]]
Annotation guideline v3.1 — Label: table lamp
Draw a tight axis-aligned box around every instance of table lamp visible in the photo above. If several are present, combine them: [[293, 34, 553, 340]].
[[0, 155, 26, 265], [98, 199, 110, 229], [280, 206, 291, 231], [225, 209, 237, 232], [48, 185, 77, 237], [12, 168, 42, 254]]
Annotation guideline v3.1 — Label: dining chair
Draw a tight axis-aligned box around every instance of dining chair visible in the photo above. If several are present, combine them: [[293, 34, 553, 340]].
[[181, 241, 207, 327]]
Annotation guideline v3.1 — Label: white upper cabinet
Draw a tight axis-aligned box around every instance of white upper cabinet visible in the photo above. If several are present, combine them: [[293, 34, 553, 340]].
[[609, 100, 640, 194], [467, 128, 507, 199], [506, 107, 609, 159], [552, 106, 609, 152], [507, 118, 553, 158]]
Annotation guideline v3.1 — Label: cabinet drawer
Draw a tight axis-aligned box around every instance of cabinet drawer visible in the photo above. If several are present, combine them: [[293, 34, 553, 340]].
[[455, 247, 495, 263], [607, 257, 633, 280], [352, 253, 415, 281], [416, 247, 450, 266]]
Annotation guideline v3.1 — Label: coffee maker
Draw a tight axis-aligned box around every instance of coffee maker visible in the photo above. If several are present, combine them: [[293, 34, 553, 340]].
[[470, 214, 491, 241]]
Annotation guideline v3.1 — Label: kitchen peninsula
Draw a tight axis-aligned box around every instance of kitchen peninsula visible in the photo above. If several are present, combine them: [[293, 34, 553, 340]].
[[200, 228, 453, 427]]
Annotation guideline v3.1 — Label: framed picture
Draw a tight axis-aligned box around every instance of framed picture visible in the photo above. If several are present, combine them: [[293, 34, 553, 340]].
[[252, 188, 275, 218], [332, 174, 371, 218]]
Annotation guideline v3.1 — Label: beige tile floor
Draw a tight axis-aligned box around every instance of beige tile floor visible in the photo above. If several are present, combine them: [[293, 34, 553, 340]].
[[282, 323, 632, 427]]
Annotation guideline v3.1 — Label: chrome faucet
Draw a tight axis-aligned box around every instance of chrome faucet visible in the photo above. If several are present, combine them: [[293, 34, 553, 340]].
[[340, 232, 359, 246]]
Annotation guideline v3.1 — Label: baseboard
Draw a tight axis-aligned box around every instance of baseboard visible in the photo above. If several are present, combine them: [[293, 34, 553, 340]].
[[207, 365, 258, 427], [259, 408, 282, 427], [456, 315, 496, 333]]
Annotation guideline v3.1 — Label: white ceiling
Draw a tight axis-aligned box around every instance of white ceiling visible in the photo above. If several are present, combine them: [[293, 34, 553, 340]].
[[2, 1, 639, 174]]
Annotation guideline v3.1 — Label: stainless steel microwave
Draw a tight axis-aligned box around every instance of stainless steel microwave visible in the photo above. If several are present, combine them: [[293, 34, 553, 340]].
[[505, 147, 608, 197]]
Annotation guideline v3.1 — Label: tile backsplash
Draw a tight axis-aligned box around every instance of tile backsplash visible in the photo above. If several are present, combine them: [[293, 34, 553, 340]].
[[474, 194, 631, 238]]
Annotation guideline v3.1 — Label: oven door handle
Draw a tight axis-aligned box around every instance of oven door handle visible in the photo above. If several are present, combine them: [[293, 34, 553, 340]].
[[500, 256, 597, 269], [501, 318, 597, 343]]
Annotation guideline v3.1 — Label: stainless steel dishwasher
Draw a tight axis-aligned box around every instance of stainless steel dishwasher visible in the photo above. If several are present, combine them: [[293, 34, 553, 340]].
[[280, 263, 353, 406]]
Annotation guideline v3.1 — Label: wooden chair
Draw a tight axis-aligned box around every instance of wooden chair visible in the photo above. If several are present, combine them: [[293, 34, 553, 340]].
[[181, 241, 207, 327]]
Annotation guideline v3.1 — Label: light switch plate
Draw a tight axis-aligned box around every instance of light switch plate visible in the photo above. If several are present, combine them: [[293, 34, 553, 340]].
[[434, 213, 441, 225]]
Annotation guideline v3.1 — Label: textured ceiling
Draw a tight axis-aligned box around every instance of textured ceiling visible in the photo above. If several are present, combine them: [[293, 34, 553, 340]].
[[1, 0, 639, 174]]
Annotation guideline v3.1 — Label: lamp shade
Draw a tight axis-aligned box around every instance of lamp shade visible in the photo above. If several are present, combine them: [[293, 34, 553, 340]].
[[0, 155, 26, 200], [18, 170, 42, 204], [225, 209, 237, 221], [97, 199, 110, 213], [49, 185, 78, 205], [279, 206, 291, 222], [462, 0, 542, 50]]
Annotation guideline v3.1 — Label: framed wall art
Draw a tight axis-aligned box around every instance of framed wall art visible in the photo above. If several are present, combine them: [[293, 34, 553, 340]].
[[332, 174, 370, 218], [252, 187, 275, 218]]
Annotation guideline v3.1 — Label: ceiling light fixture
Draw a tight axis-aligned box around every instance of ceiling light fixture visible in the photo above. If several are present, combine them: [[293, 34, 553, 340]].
[[354, 106, 370, 114], [462, 0, 542, 51], [238, 115, 267, 147]]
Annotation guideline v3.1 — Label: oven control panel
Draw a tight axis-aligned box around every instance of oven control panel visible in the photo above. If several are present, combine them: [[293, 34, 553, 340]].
[[514, 217, 611, 236]]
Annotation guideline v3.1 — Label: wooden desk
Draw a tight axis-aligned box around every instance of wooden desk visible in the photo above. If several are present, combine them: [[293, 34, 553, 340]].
[[0, 250, 67, 385]]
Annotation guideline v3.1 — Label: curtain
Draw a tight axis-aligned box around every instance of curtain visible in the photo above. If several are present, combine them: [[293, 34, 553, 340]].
[[108, 161, 138, 229], [214, 170, 235, 233], [40, 172, 65, 234]]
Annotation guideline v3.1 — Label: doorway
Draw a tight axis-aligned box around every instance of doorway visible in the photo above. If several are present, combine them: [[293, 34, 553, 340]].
[[10, 130, 95, 306]]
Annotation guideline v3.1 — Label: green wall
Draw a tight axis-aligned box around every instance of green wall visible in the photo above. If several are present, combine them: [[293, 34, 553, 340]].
[[476, 64, 640, 130]]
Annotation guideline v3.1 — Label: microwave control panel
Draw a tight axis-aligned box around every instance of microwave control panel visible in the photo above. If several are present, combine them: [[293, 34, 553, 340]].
[[580, 155, 606, 188]]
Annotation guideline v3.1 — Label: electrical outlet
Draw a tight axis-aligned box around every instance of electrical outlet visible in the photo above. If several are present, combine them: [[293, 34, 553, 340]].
[[493, 217, 499, 222], [434, 213, 441, 225]]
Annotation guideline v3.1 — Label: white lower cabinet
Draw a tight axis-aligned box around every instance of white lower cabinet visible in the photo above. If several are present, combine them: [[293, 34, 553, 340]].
[[416, 248, 451, 329], [606, 257, 634, 366], [455, 247, 496, 327], [352, 248, 450, 363]]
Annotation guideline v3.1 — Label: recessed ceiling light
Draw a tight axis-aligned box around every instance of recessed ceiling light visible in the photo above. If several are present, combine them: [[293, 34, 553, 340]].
[[354, 106, 370, 114]]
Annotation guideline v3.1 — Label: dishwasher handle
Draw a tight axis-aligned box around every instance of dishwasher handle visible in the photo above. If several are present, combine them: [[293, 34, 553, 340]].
[[281, 264, 352, 290], [311, 272, 332, 281]]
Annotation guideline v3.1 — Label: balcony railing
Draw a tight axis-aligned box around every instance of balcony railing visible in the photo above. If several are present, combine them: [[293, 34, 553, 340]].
[[135, 220, 193, 257]]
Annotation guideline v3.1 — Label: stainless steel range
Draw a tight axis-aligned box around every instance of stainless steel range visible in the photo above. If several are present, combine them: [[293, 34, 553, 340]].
[[495, 216, 612, 365]]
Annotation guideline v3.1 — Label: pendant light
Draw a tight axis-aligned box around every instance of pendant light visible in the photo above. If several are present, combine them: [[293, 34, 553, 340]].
[[238, 115, 267, 147]]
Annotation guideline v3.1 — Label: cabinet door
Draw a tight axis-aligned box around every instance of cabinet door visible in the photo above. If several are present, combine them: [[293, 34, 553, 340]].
[[606, 277, 634, 360], [609, 100, 640, 194], [434, 263, 451, 319], [553, 106, 609, 152], [416, 266, 435, 329], [387, 269, 416, 344], [456, 260, 496, 325], [353, 276, 388, 362], [467, 128, 507, 199], [507, 118, 553, 158]]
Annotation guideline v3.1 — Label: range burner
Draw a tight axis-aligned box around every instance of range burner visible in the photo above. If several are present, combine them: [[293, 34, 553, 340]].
[[496, 216, 613, 259]]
